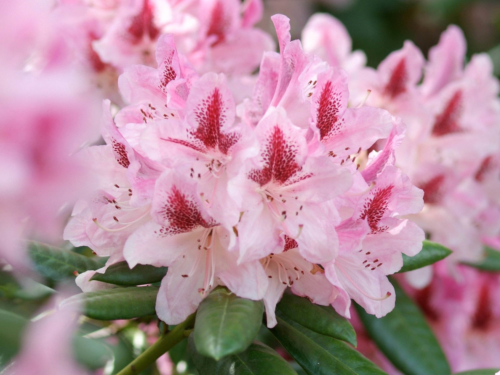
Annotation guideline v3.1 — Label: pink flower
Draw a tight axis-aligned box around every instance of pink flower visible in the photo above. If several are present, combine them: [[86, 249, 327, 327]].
[[0, 0, 100, 269], [229, 108, 352, 264], [301, 13, 366, 76], [7, 295, 88, 375], [260, 239, 338, 327], [405, 266, 500, 372], [123, 170, 268, 324]]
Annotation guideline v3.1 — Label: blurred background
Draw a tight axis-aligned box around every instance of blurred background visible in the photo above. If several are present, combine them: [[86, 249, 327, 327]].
[[258, 0, 500, 75]]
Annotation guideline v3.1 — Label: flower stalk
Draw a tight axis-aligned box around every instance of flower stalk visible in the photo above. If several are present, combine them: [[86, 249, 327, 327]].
[[116, 312, 196, 375]]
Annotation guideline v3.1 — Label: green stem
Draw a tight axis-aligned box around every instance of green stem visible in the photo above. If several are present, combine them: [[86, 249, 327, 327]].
[[116, 313, 196, 375]]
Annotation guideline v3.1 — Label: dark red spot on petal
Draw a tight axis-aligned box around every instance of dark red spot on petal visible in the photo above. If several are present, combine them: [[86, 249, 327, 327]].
[[126, 0, 159, 45], [112, 139, 130, 168], [191, 88, 240, 155], [159, 51, 177, 92], [360, 185, 394, 233], [432, 91, 463, 137], [383, 58, 407, 99], [283, 235, 298, 252], [475, 156, 494, 182], [248, 126, 301, 186], [206, 1, 227, 45], [159, 186, 216, 235], [419, 175, 445, 204], [472, 283, 492, 331], [316, 80, 343, 140]]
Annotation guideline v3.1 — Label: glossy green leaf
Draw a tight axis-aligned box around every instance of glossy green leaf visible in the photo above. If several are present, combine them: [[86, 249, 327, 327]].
[[355, 279, 450, 375], [397, 240, 452, 273], [61, 286, 159, 320], [463, 247, 500, 272], [276, 292, 356, 346], [73, 336, 114, 370], [189, 336, 297, 375], [90, 261, 167, 286], [0, 309, 28, 367], [28, 241, 107, 281], [271, 315, 387, 375], [193, 288, 264, 360], [454, 370, 500, 375]]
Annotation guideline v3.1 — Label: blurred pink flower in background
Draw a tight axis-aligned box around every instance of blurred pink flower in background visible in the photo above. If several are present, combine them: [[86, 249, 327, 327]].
[[0, 0, 100, 269]]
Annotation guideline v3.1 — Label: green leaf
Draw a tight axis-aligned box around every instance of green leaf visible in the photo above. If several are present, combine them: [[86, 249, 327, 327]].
[[463, 247, 500, 272], [454, 370, 500, 375], [397, 240, 452, 273], [271, 314, 387, 375], [276, 292, 356, 346], [188, 336, 297, 375], [28, 241, 107, 281], [73, 336, 114, 370], [90, 261, 167, 286], [193, 288, 264, 360], [355, 278, 450, 375], [61, 286, 159, 320], [0, 309, 28, 367]]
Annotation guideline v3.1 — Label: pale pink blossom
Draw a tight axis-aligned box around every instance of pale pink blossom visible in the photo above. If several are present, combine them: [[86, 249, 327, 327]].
[[123, 170, 268, 324], [7, 296, 88, 375], [301, 13, 366, 76]]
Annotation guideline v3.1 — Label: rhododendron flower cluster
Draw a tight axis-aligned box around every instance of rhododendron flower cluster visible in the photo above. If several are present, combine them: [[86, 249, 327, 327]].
[[304, 16, 500, 283], [65, 13, 425, 327]]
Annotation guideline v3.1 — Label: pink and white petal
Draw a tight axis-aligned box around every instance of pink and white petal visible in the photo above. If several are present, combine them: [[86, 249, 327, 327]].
[[123, 221, 203, 268], [289, 201, 339, 264], [155, 257, 209, 325], [75, 269, 115, 293], [336, 218, 370, 253], [369, 218, 425, 258], [218, 256, 269, 301], [421, 25, 466, 97], [185, 72, 236, 134], [321, 107, 393, 160], [378, 40, 424, 100], [324, 264, 352, 318], [208, 29, 274, 75], [281, 156, 352, 203], [309, 67, 349, 142], [262, 262, 288, 328], [241, 0, 263, 28], [151, 170, 215, 230], [118, 65, 165, 105], [334, 261, 395, 318], [362, 120, 405, 184], [241, 51, 280, 127], [155, 34, 182, 93], [237, 204, 282, 263], [285, 250, 334, 305], [302, 13, 352, 69]]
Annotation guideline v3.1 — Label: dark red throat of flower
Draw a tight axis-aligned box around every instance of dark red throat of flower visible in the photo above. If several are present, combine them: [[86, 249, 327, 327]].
[[248, 126, 301, 186], [472, 283, 492, 331], [126, 0, 159, 45], [316, 80, 343, 141], [383, 58, 408, 99], [112, 139, 131, 169], [432, 91, 463, 137], [283, 235, 298, 252], [191, 88, 239, 155], [419, 175, 445, 205], [160, 186, 216, 235], [206, 1, 227, 45], [159, 52, 177, 91], [360, 185, 394, 233]]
